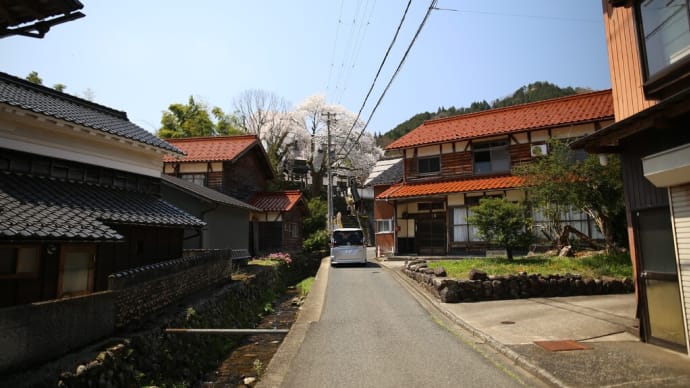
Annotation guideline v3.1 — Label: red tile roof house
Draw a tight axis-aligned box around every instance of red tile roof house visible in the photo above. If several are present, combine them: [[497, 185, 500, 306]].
[[376, 90, 614, 256], [163, 136, 307, 254], [248, 190, 308, 253], [0, 72, 234, 373]]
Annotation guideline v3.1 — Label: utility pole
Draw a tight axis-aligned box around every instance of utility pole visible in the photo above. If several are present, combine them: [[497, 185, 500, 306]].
[[322, 112, 336, 233]]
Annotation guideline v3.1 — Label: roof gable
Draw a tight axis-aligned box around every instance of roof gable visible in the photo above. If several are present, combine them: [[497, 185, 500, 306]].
[[248, 190, 306, 213], [386, 90, 614, 150], [0, 72, 182, 155], [163, 135, 260, 163], [364, 158, 403, 186]]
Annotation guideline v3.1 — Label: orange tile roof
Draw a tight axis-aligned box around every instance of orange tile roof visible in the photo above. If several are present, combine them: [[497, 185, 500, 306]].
[[386, 90, 613, 150], [162, 135, 259, 162], [376, 175, 525, 200], [249, 190, 305, 212]]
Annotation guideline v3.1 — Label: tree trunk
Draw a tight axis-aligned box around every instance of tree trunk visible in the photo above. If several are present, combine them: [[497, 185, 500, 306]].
[[506, 246, 514, 261]]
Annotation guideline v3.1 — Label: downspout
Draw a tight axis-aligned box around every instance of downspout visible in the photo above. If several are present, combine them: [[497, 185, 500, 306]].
[[198, 202, 218, 248]]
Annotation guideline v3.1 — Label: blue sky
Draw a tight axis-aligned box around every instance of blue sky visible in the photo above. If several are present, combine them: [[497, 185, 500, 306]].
[[0, 1, 610, 135]]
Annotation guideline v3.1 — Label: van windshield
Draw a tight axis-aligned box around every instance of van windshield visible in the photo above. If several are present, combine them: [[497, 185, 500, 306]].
[[333, 230, 364, 246]]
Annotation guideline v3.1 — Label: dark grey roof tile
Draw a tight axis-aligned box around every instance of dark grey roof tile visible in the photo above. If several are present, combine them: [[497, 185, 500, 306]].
[[0, 72, 182, 155], [0, 172, 204, 241]]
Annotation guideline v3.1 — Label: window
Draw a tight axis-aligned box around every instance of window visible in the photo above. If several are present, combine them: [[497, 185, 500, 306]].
[[58, 245, 95, 298], [418, 156, 440, 174], [451, 207, 480, 243], [0, 246, 40, 278], [284, 222, 299, 238], [376, 219, 394, 233], [637, 0, 690, 95], [332, 229, 365, 246], [473, 141, 510, 174], [180, 173, 206, 186]]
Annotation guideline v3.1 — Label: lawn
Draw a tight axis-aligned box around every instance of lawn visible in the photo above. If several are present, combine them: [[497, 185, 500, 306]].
[[427, 252, 632, 280]]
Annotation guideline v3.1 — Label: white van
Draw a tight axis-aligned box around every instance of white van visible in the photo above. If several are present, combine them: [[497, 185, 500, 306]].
[[330, 228, 367, 266]]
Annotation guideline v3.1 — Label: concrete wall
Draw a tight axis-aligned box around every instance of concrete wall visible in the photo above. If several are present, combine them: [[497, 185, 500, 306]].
[[0, 291, 114, 374]]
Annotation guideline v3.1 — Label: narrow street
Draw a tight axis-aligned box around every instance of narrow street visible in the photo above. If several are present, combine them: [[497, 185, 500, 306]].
[[279, 259, 540, 387]]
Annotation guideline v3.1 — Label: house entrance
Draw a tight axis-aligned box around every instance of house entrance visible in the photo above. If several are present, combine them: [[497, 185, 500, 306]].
[[636, 207, 687, 351], [415, 211, 446, 255]]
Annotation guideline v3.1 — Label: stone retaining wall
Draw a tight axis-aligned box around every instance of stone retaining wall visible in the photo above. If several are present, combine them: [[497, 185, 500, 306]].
[[109, 250, 233, 328], [403, 259, 634, 303]]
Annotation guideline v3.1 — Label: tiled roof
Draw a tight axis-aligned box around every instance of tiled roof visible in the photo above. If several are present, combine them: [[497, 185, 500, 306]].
[[163, 135, 259, 162], [248, 190, 305, 212], [376, 175, 525, 200], [0, 72, 183, 155], [364, 158, 403, 187], [386, 90, 613, 150], [160, 174, 261, 211], [0, 172, 205, 241]]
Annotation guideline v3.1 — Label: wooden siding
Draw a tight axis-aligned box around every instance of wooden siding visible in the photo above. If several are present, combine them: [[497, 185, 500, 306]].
[[670, 183, 690, 352], [603, 0, 656, 120], [221, 150, 270, 201], [207, 171, 223, 192]]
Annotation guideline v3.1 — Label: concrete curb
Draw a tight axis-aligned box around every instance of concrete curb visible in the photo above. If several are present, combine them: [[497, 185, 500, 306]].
[[382, 262, 569, 388], [257, 257, 330, 388]]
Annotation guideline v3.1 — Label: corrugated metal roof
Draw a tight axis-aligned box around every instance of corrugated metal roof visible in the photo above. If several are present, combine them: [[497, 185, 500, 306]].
[[364, 158, 403, 186], [160, 174, 260, 211]]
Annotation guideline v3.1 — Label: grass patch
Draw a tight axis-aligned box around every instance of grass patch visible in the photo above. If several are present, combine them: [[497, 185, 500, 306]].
[[296, 277, 315, 297], [248, 259, 280, 267], [427, 252, 632, 279]]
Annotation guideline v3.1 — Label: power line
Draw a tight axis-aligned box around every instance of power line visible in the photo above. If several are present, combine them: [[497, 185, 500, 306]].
[[339, 0, 437, 162], [334, 0, 414, 157], [433, 7, 599, 24], [325, 0, 346, 94]]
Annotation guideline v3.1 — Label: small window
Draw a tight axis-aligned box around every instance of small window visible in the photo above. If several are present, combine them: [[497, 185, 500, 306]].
[[58, 245, 95, 298], [418, 202, 445, 211], [180, 173, 207, 186], [418, 156, 440, 175], [473, 141, 510, 174], [0, 246, 40, 277], [376, 219, 394, 233]]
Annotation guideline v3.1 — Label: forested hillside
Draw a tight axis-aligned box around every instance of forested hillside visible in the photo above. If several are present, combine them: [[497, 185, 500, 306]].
[[375, 81, 592, 147]]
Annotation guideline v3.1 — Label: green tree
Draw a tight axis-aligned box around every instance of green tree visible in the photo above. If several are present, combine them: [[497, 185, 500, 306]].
[[157, 96, 243, 138], [467, 198, 533, 261], [516, 139, 624, 252], [53, 83, 67, 92], [26, 71, 43, 85]]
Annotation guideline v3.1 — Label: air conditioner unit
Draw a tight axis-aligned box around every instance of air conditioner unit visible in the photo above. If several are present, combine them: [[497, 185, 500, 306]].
[[530, 144, 548, 157]]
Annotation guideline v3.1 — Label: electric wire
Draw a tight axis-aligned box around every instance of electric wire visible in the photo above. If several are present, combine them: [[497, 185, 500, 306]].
[[325, 0, 346, 95], [336, 0, 377, 104], [337, 0, 437, 164], [333, 0, 414, 159], [433, 7, 599, 24]]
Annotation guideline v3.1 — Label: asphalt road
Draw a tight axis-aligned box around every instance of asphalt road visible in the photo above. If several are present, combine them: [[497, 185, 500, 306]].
[[280, 260, 536, 387]]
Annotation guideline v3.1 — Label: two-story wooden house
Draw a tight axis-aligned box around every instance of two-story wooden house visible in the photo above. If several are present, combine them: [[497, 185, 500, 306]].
[[0, 71, 205, 307], [573, 0, 690, 354], [162, 136, 307, 254], [375, 90, 614, 256]]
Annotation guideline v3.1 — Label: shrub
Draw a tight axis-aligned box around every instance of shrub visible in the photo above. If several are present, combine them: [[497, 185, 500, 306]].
[[303, 228, 329, 252]]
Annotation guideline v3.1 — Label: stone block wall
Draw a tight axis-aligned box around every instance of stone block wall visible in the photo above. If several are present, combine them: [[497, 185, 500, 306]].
[[403, 259, 634, 303], [109, 250, 233, 328], [0, 291, 114, 374]]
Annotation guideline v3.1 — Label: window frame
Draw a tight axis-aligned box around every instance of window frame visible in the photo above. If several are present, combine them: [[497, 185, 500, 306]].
[[417, 156, 441, 175], [57, 244, 96, 298], [472, 140, 511, 175], [179, 173, 207, 186], [0, 245, 41, 279], [635, 0, 690, 98], [376, 219, 394, 233]]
